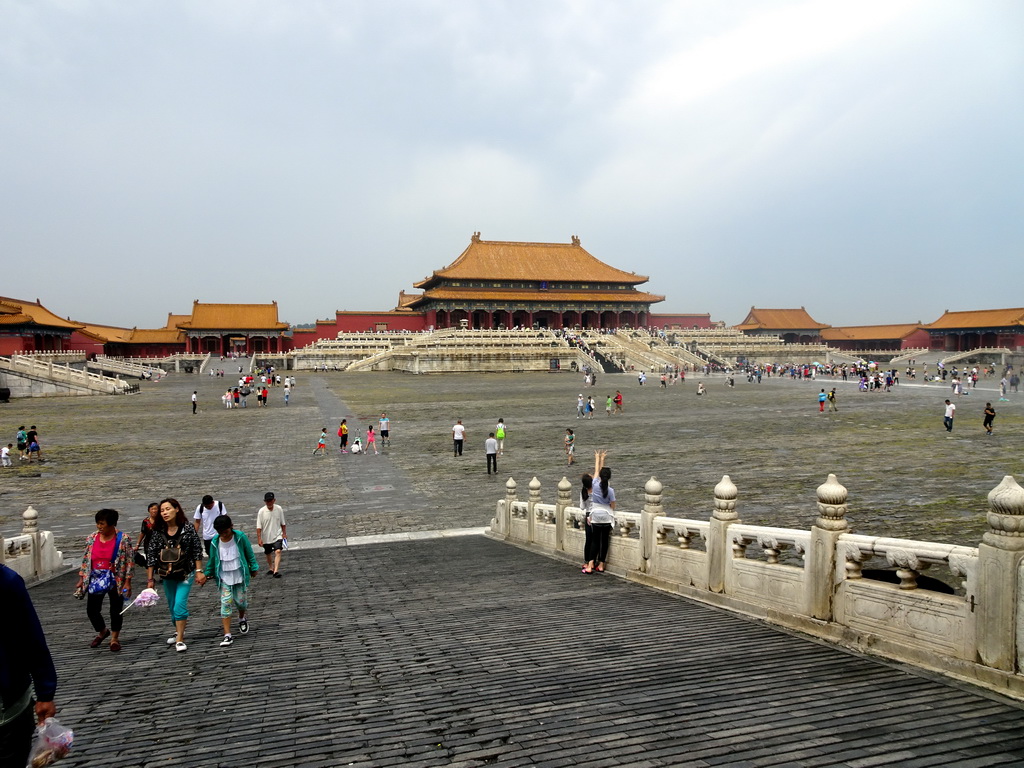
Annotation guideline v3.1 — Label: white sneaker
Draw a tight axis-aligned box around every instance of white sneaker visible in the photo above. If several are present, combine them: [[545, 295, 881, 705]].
[[219, 635, 233, 647], [175, 641, 187, 652], [167, 636, 177, 645]]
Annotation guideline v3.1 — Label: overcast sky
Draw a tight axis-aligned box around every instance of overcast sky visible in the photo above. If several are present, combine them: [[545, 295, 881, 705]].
[[2, 1, 1022, 329]]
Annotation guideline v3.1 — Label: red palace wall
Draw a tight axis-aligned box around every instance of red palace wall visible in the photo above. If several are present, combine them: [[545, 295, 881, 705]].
[[0, 336, 30, 355], [331, 312, 429, 333], [649, 313, 714, 329], [68, 331, 106, 358], [902, 329, 931, 349]]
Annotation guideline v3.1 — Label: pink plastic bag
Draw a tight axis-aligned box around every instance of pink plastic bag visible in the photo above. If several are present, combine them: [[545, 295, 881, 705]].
[[26, 717, 73, 767]]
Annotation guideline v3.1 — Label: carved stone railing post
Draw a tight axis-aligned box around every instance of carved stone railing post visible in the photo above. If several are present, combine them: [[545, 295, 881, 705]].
[[23, 505, 40, 578], [976, 475, 1024, 671], [807, 474, 848, 620], [527, 477, 541, 544], [502, 477, 517, 537], [555, 477, 572, 553], [641, 477, 663, 574], [708, 476, 738, 593]]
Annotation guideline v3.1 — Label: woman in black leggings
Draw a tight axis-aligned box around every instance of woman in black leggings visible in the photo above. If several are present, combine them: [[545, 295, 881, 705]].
[[583, 453, 615, 573]]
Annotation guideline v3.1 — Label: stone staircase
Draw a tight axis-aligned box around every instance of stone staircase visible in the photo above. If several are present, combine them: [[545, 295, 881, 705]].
[[0, 354, 135, 396], [940, 347, 1013, 365], [89, 355, 166, 379]]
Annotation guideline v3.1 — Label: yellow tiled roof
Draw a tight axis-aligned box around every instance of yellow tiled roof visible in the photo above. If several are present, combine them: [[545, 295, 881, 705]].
[[414, 235, 648, 288], [923, 308, 1024, 330], [396, 291, 421, 309], [735, 307, 829, 331], [407, 287, 664, 307], [0, 296, 83, 330], [178, 302, 288, 331], [821, 324, 924, 341], [166, 314, 191, 329], [0, 313, 33, 325], [126, 328, 186, 343], [76, 324, 134, 343]]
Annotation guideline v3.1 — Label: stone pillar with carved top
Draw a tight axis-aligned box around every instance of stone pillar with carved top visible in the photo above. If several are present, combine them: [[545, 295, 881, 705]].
[[527, 477, 541, 544], [976, 475, 1024, 671], [808, 474, 849, 620], [499, 477, 517, 538], [640, 477, 663, 574], [555, 477, 572, 553], [708, 476, 738, 593]]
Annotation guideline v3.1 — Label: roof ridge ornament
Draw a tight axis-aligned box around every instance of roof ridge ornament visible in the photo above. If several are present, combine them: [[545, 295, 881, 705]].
[[471, 231, 481, 243], [571, 235, 580, 246]]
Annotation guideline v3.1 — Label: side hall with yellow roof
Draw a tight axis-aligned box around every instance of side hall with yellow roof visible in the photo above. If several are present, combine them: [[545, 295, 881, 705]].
[[176, 301, 290, 355], [734, 307, 830, 344], [923, 308, 1024, 353], [0, 296, 83, 355]]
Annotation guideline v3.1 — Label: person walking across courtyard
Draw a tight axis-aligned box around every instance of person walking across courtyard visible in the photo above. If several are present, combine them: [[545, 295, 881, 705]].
[[366, 425, 379, 455], [74, 509, 135, 653], [379, 413, 390, 447], [495, 418, 506, 456], [943, 399, 956, 432], [565, 428, 576, 466], [200, 514, 259, 648], [256, 492, 286, 577], [818, 389, 827, 412], [827, 388, 838, 412], [983, 402, 996, 435], [313, 427, 327, 456], [485, 432, 498, 475], [194, 495, 226, 556], [614, 391, 623, 414], [452, 420, 466, 456], [146, 498, 205, 653], [192, 391, 198, 414]]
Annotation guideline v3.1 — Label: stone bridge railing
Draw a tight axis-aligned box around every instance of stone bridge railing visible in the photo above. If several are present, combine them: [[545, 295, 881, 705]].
[[1, 506, 65, 583], [488, 473, 1024, 698]]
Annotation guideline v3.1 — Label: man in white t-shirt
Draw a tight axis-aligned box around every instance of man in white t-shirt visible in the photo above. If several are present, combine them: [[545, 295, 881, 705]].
[[943, 400, 956, 432], [485, 433, 498, 475], [452, 420, 466, 457], [194, 495, 226, 555], [256, 492, 287, 577]]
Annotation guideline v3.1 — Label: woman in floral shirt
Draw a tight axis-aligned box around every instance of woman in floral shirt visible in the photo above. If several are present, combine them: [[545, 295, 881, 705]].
[[75, 509, 135, 652]]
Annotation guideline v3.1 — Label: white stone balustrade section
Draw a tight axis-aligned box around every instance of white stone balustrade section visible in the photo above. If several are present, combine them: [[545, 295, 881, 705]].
[[487, 472, 1024, 698], [839, 534, 978, 590], [0, 355, 132, 395], [92, 355, 166, 378], [729, 524, 810, 565], [0, 506, 65, 582], [654, 518, 708, 550]]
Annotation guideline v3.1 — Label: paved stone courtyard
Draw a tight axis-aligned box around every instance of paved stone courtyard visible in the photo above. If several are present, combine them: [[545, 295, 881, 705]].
[[0, 367, 1019, 551], [5, 368, 1024, 766], [28, 538, 1024, 767]]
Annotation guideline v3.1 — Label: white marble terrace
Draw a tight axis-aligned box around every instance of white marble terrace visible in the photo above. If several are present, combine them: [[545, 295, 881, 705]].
[[488, 472, 1024, 699]]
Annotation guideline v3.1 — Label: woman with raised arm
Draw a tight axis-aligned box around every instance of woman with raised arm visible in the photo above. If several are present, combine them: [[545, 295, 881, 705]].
[[584, 458, 616, 574], [581, 450, 607, 574]]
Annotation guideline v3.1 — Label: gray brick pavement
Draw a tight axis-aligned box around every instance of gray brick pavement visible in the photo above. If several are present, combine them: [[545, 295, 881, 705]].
[[29, 537, 1024, 767]]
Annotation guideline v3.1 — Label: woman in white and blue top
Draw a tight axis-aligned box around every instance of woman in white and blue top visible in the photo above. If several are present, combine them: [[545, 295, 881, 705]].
[[200, 514, 259, 647], [582, 450, 614, 574]]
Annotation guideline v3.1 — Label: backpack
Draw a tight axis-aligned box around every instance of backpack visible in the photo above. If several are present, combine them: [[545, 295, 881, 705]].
[[496, 425, 505, 439], [157, 532, 190, 580]]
